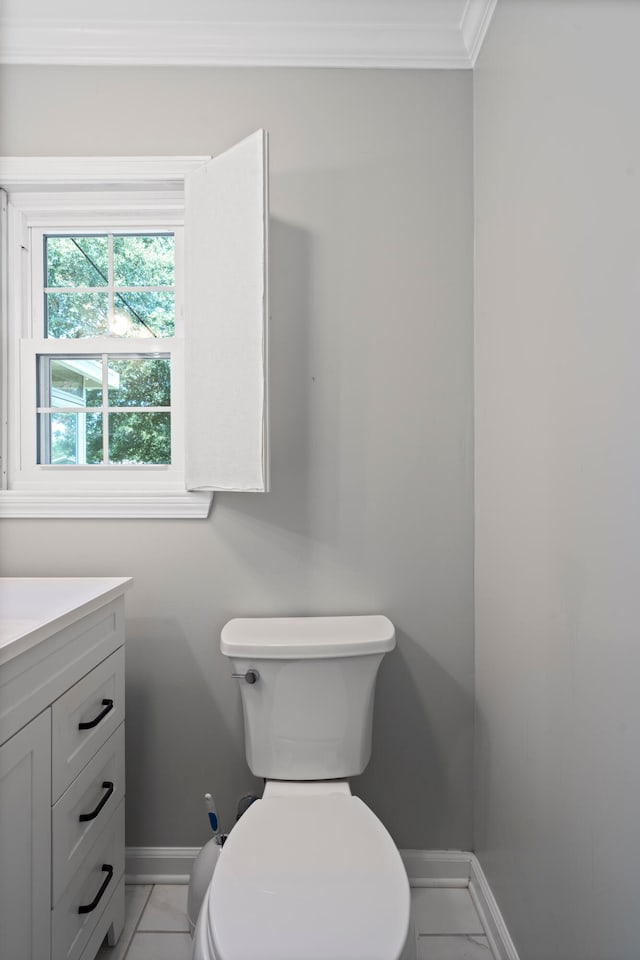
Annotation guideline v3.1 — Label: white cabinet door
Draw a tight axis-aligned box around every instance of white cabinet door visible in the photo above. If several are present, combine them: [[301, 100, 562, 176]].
[[0, 709, 51, 960]]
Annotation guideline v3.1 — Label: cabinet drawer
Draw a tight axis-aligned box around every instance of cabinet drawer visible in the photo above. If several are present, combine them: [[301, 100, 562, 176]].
[[52, 723, 125, 905], [52, 649, 124, 802], [77, 875, 125, 960], [0, 597, 125, 749], [52, 801, 124, 960]]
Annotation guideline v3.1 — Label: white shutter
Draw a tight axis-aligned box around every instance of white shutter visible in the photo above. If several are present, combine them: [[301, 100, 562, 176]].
[[184, 130, 268, 492]]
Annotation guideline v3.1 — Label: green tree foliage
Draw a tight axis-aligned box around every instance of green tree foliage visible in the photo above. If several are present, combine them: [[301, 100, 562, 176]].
[[107, 413, 170, 465], [86, 358, 171, 464], [45, 234, 174, 339]]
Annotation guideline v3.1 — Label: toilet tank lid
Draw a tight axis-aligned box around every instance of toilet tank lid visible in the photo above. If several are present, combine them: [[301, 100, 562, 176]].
[[220, 615, 395, 659]]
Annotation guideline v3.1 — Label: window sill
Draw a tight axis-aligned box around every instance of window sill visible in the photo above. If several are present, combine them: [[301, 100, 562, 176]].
[[0, 489, 213, 519]]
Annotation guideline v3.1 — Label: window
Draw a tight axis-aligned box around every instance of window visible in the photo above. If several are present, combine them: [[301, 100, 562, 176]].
[[35, 230, 177, 467], [0, 132, 269, 518]]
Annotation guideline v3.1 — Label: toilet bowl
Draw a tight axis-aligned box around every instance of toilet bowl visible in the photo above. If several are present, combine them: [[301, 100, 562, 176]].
[[193, 616, 412, 960], [193, 782, 413, 960]]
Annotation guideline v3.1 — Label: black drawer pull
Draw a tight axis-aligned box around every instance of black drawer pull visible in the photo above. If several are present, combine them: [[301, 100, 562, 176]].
[[78, 699, 113, 730], [78, 864, 113, 914], [79, 781, 114, 823]]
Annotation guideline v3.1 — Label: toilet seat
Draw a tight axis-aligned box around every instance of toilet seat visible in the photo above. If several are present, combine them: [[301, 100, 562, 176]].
[[203, 787, 410, 960]]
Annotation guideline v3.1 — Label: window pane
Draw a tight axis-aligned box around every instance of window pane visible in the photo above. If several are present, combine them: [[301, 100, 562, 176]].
[[46, 292, 109, 338], [44, 358, 103, 407], [107, 357, 170, 407], [108, 412, 171, 464], [46, 236, 108, 288], [38, 412, 103, 464], [110, 291, 175, 338], [113, 234, 174, 287], [85, 413, 104, 463]]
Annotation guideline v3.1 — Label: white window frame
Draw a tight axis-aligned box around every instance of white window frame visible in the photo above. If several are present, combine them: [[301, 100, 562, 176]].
[[0, 172, 209, 518], [0, 141, 268, 520], [24, 222, 183, 481]]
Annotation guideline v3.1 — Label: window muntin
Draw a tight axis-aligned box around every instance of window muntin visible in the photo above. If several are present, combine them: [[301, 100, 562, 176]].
[[34, 230, 177, 468]]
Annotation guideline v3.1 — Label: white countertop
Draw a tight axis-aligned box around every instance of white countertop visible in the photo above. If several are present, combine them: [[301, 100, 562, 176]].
[[0, 577, 133, 666]]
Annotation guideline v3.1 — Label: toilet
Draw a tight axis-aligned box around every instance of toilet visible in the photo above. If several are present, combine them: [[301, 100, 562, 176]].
[[193, 615, 413, 960]]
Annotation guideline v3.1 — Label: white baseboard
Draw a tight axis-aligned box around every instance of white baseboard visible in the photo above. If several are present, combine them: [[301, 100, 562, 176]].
[[125, 846, 519, 960], [124, 846, 473, 886], [125, 846, 201, 885], [468, 854, 520, 960], [400, 848, 471, 886]]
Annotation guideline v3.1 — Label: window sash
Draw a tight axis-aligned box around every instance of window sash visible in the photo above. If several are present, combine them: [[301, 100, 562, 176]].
[[19, 337, 184, 485], [13, 221, 184, 483], [31, 226, 183, 342], [37, 351, 172, 466]]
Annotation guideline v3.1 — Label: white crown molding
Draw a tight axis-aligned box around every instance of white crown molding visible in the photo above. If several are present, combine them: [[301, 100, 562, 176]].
[[0, 2, 496, 69], [461, 0, 499, 67]]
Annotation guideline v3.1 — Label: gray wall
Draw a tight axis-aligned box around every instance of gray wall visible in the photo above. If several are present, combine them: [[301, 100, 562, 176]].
[[474, 2, 640, 957], [0, 66, 474, 850]]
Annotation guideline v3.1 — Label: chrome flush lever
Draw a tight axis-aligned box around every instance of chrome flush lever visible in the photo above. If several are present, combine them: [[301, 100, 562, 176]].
[[231, 669, 259, 684]]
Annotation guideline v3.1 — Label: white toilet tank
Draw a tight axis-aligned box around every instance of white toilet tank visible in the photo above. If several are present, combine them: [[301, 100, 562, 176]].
[[221, 615, 395, 780]]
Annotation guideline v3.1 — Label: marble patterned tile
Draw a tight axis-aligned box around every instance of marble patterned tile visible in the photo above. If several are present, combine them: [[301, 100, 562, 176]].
[[411, 888, 485, 936], [126, 931, 193, 960], [100, 879, 492, 960], [417, 935, 493, 959], [95, 884, 152, 960], [137, 883, 190, 932]]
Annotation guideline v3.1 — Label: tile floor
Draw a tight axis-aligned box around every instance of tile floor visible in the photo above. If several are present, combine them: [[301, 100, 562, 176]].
[[96, 881, 494, 960]]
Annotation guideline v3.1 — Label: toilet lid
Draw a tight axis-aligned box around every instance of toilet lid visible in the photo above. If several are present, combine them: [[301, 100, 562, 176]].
[[208, 795, 410, 960]]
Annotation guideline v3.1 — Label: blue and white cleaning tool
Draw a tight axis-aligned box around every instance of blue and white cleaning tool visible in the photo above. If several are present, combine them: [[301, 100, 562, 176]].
[[204, 793, 220, 837]]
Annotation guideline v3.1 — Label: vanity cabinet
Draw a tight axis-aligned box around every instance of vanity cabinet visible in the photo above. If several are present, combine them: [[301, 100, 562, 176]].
[[0, 709, 51, 960], [0, 578, 131, 960]]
